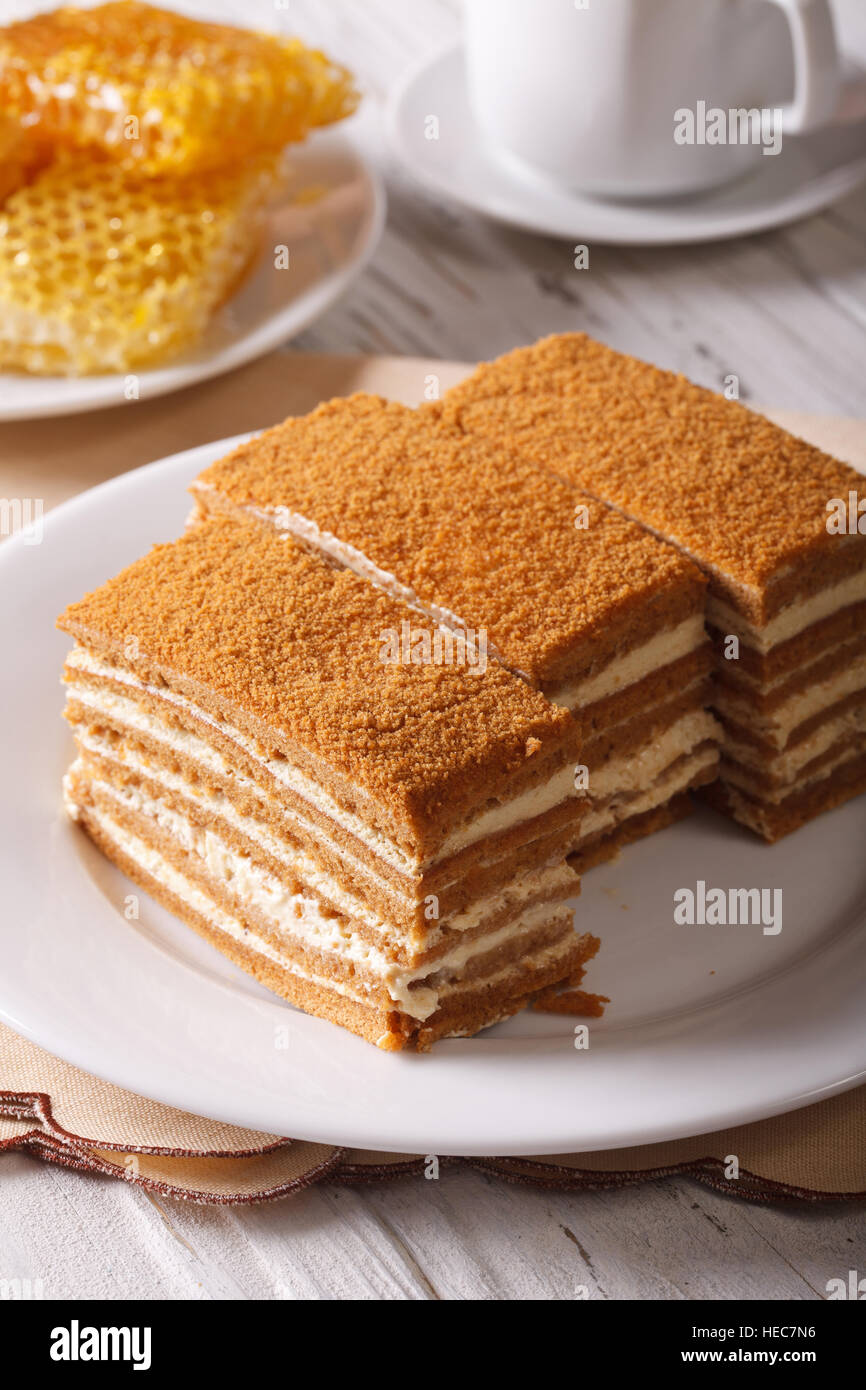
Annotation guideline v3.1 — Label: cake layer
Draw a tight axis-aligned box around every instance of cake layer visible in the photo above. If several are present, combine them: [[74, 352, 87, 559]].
[[64, 666, 584, 930], [720, 736, 866, 805], [68, 763, 579, 1001], [714, 632, 866, 710], [73, 723, 583, 931], [70, 743, 579, 965], [582, 679, 713, 770], [71, 793, 597, 1049], [701, 749, 866, 843], [545, 614, 705, 708], [563, 670, 717, 866], [575, 741, 718, 847], [578, 647, 712, 739], [715, 685, 866, 760], [66, 658, 712, 925], [707, 600, 866, 682], [190, 393, 706, 691], [585, 710, 719, 804], [711, 655, 866, 751], [707, 579, 866, 656], [56, 517, 584, 864], [65, 656, 582, 868], [569, 793, 694, 874], [721, 702, 866, 788]]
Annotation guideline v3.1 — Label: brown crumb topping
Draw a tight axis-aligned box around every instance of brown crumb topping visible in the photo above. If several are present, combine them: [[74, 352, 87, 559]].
[[192, 393, 703, 685], [439, 333, 866, 591]]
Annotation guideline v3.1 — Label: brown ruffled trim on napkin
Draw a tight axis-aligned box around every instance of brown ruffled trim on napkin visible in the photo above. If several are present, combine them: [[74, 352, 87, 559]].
[[5, 1107, 864, 1204], [0, 1093, 341, 1205], [0, 1088, 290, 1159], [465, 1156, 863, 1203]]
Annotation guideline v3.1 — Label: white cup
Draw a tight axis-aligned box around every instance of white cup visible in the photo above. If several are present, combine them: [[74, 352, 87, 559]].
[[464, 0, 853, 197]]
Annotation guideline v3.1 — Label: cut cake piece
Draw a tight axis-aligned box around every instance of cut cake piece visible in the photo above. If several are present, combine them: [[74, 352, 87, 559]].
[[190, 393, 718, 870], [440, 333, 866, 842], [58, 516, 594, 1050]]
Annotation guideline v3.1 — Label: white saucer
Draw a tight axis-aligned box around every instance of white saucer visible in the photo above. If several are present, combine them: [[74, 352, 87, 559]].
[[1, 430, 865, 1154], [388, 46, 866, 245], [0, 128, 385, 422]]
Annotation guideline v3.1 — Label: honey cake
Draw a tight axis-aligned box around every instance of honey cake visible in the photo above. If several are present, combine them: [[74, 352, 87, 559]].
[[58, 516, 596, 1050]]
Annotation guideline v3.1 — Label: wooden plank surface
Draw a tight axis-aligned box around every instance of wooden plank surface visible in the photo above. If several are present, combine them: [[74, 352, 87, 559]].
[[1, 0, 865, 1300]]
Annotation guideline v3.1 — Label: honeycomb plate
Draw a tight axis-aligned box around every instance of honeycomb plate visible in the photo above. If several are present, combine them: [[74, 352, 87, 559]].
[[0, 128, 384, 420]]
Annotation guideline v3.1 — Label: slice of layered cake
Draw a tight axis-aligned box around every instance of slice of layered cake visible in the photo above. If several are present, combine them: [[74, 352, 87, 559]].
[[440, 332, 866, 841], [58, 516, 594, 1049], [190, 393, 718, 870]]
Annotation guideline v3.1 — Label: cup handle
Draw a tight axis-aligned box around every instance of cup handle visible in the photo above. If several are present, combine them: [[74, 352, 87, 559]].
[[761, 0, 840, 132]]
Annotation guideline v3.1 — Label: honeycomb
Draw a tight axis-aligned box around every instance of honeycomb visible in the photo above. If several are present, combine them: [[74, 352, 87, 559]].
[[0, 119, 48, 204], [0, 154, 280, 374], [0, 2, 359, 175]]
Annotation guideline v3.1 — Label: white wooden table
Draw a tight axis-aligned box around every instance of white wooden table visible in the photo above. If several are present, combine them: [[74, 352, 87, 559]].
[[2, 0, 865, 1300]]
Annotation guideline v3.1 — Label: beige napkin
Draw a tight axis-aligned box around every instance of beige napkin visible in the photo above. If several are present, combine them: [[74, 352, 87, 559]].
[[2, 1023, 864, 1203], [3, 352, 864, 1205]]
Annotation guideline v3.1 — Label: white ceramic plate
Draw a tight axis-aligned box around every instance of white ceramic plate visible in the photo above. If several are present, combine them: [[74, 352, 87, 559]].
[[2, 437, 865, 1155], [0, 129, 385, 422], [388, 46, 866, 246]]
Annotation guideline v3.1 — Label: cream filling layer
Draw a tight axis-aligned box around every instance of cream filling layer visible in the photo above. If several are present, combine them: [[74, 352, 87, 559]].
[[548, 615, 706, 710], [722, 703, 866, 783], [707, 568, 866, 654], [65, 648, 579, 870], [576, 744, 718, 842], [73, 788, 574, 1022], [74, 728, 575, 948], [712, 653, 866, 747], [587, 709, 720, 802]]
